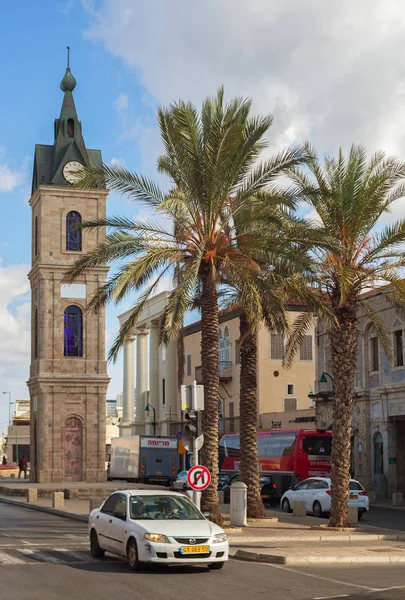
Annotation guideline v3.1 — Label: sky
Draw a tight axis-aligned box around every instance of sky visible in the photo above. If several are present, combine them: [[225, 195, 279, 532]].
[[2, 0, 405, 434]]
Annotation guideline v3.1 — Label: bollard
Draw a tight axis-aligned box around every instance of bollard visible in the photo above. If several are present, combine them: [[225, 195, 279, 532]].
[[292, 500, 306, 517], [348, 506, 358, 526], [52, 492, 64, 509], [89, 497, 104, 512], [27, 489, 38, 504], [230, 481, 247, 527], [392, 492, 404, 506], [218, 490, 225, 505]]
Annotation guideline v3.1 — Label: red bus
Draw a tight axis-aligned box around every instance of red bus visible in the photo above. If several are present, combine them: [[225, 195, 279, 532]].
[[219, 429, 332, 495]]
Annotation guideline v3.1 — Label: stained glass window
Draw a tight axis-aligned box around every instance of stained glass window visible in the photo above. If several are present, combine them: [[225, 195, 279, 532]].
[[64, 305, 83, 357], [66, 211, 82, 251]]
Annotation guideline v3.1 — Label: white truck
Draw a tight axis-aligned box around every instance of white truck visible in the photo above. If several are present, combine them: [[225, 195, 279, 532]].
[[108, 435, 178, 486]]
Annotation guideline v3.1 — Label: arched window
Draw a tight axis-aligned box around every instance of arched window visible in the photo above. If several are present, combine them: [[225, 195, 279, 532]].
[[34, 309, 38, 360], [218, 329, 224, 362], [34, 216, 38, 256], [67, 118, 74, 138], [374, 432, 384, 475], [64, 306, 83, 357], [66, 211, 82, 251], [223, 326, 231, 364]]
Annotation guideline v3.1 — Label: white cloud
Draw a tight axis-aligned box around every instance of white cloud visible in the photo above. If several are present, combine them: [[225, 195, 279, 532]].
[[0, 163, 25, 193], [0, 263, 31, 433], [84, 0, 405, 160], [113, 92, 129, 115]]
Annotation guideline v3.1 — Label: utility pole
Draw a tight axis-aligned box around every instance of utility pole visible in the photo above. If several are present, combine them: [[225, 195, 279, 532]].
[[192, 379, 200, 509]]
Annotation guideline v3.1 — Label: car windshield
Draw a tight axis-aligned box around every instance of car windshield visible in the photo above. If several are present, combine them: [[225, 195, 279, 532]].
[[129, 495, 204, 520]]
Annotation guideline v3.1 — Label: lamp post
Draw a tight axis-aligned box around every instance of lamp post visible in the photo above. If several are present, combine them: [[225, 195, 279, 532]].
[[2, 392, 11, 426], [145, 403, 157, 436], [319, 371, 334, 391]]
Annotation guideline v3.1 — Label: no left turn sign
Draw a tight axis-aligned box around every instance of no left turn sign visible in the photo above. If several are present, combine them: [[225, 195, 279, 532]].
[[187, 465, 211, 491]]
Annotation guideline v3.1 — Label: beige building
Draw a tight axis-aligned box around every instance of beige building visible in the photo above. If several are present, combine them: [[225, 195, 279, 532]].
[[182, 306, 316, 433], [27, 64, 109, 482]]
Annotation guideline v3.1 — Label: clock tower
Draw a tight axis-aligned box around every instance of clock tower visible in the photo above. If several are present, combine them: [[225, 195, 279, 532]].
[[27, 58, 110, 483]]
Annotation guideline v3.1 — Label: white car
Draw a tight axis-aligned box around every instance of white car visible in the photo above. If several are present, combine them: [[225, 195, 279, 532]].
[[89, 490, 229, 570], [280, 477, 370, 519], [172, 470, 189, 491]]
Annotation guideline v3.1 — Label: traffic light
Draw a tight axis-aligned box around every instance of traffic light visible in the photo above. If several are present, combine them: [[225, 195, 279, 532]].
[[184, 409, 200, 438]]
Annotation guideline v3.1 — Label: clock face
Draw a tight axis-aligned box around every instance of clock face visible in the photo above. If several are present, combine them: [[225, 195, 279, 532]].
[[63, 161, 83, 183]]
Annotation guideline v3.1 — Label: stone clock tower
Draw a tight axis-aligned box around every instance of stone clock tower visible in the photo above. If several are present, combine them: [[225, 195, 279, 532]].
[[27, 61, 110, 483]]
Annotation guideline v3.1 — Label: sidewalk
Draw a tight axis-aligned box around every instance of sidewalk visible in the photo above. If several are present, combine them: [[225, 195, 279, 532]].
[[1, 492, 405, 565]]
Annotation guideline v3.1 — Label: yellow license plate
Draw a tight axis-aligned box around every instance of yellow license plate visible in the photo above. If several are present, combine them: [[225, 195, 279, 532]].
[[349, 495, 357, 500], [181, 545, 210, 554]]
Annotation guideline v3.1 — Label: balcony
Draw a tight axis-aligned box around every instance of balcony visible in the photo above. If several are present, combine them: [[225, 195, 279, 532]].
[[194, 361, 232, 384]]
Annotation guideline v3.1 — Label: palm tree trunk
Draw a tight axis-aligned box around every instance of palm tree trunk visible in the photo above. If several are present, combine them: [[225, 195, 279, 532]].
[[239, 312, 266, 519], [329, 302, 358, 528], [199, 265, 222, 525]]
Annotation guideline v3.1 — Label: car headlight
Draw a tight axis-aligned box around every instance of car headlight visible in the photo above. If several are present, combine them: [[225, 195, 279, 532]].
[[213, 533, 228, 543], [144, 533, 170, 543]]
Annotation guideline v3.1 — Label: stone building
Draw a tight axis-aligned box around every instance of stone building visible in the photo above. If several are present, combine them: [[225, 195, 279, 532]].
[[315, 286, 405, 497], [118, 295, 316, 436], [27, 62, 109, 482]]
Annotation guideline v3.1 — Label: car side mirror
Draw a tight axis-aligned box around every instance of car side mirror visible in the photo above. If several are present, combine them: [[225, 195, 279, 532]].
[[202, 511, 212, 520], [115, 511, 126, 521]]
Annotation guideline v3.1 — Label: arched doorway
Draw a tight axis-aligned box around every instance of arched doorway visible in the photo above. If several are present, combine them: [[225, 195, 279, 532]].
[[64, 417, 83, 481]]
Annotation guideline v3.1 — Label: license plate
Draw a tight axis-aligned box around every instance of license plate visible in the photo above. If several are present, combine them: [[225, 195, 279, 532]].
[[349, 494, 357, 500], [180, 545, 210, 554]]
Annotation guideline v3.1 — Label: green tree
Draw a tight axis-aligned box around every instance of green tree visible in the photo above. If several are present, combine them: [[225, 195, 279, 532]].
[[66, 88, 305, 523], [285, 145, 405, 527]]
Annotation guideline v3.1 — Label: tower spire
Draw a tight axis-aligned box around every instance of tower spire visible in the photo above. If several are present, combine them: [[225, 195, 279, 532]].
[[67, 45, 70, 69]]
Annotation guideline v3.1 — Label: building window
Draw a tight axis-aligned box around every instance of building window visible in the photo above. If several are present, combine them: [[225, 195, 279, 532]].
[[34, 309, 38, 360], [64, 305, 83, 357], [223, 327, 231, 363], [299, 335, 313, 361], [370, 336, 379, 372], [270, 333, 284, 360], [34, 216, 38, 256], [235, 340, 240, 365], [162, 378, 166, 405], [186, 354, 192, 377], [66, 211, 82, 251], [287, 384, 294, 395], [394, 329, 404, 367], [283, 397, 298, 412], [374, 432, 383, 475], [67, 118, 74, 138]]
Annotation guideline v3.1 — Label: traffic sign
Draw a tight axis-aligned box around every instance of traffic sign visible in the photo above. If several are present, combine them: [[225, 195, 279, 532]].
[[176, 431, 183, 439], [187, 464, 211, 491]]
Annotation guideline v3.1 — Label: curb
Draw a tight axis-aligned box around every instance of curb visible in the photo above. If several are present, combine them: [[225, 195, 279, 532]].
[[232, 549, 405, 565], [227, 533, 405, 543], [0, 496, 89, 523]]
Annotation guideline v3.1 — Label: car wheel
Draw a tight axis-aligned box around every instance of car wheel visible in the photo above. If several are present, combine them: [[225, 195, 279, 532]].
[[90, 529, 105, 559], [209, 562, 225, 570], [313, 501, 323, 518], [282, 498, 291, 513], [127, 538, 141, 571]]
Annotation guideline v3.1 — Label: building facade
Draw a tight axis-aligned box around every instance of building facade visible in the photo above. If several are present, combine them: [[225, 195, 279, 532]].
[[27, 63, 109, 483], [315, 288, 405, 497]]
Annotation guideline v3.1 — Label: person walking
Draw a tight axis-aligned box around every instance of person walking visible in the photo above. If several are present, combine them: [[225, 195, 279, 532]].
[[18, 456, 27, 479]]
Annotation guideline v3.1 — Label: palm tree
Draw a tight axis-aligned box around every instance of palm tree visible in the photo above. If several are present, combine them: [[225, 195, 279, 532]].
[[66, 88, 306, 523], [285, 145, 405, 527]]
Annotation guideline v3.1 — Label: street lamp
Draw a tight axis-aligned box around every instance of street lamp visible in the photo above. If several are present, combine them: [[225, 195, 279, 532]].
[[2, 392, 12, 426], [319, 371, 334, 391], [144, 403, 157, 436]]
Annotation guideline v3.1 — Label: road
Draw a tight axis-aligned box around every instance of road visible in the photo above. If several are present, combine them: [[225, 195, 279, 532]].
[[1, 503, 405, 600]]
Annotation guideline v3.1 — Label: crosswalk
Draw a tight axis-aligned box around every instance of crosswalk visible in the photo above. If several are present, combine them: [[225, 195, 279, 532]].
[[0, 545, 119, 566]]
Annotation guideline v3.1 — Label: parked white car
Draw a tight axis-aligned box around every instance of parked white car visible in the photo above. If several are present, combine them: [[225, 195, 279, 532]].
[[280, 477, 370, 519], [172, 470, 189, 491], [89, 490, 228, 570]]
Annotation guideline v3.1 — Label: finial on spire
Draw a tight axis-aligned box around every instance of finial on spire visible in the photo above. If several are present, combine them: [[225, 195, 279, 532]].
[[60, 46, 76, 92]]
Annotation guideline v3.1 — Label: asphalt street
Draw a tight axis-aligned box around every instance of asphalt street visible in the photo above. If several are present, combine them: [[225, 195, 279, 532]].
[[0, 503, 405, 600]]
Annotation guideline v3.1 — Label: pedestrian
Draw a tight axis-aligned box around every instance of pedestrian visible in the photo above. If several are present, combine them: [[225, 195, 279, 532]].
[[18, 455, 27, 479], [2, 456, 6, 465]]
